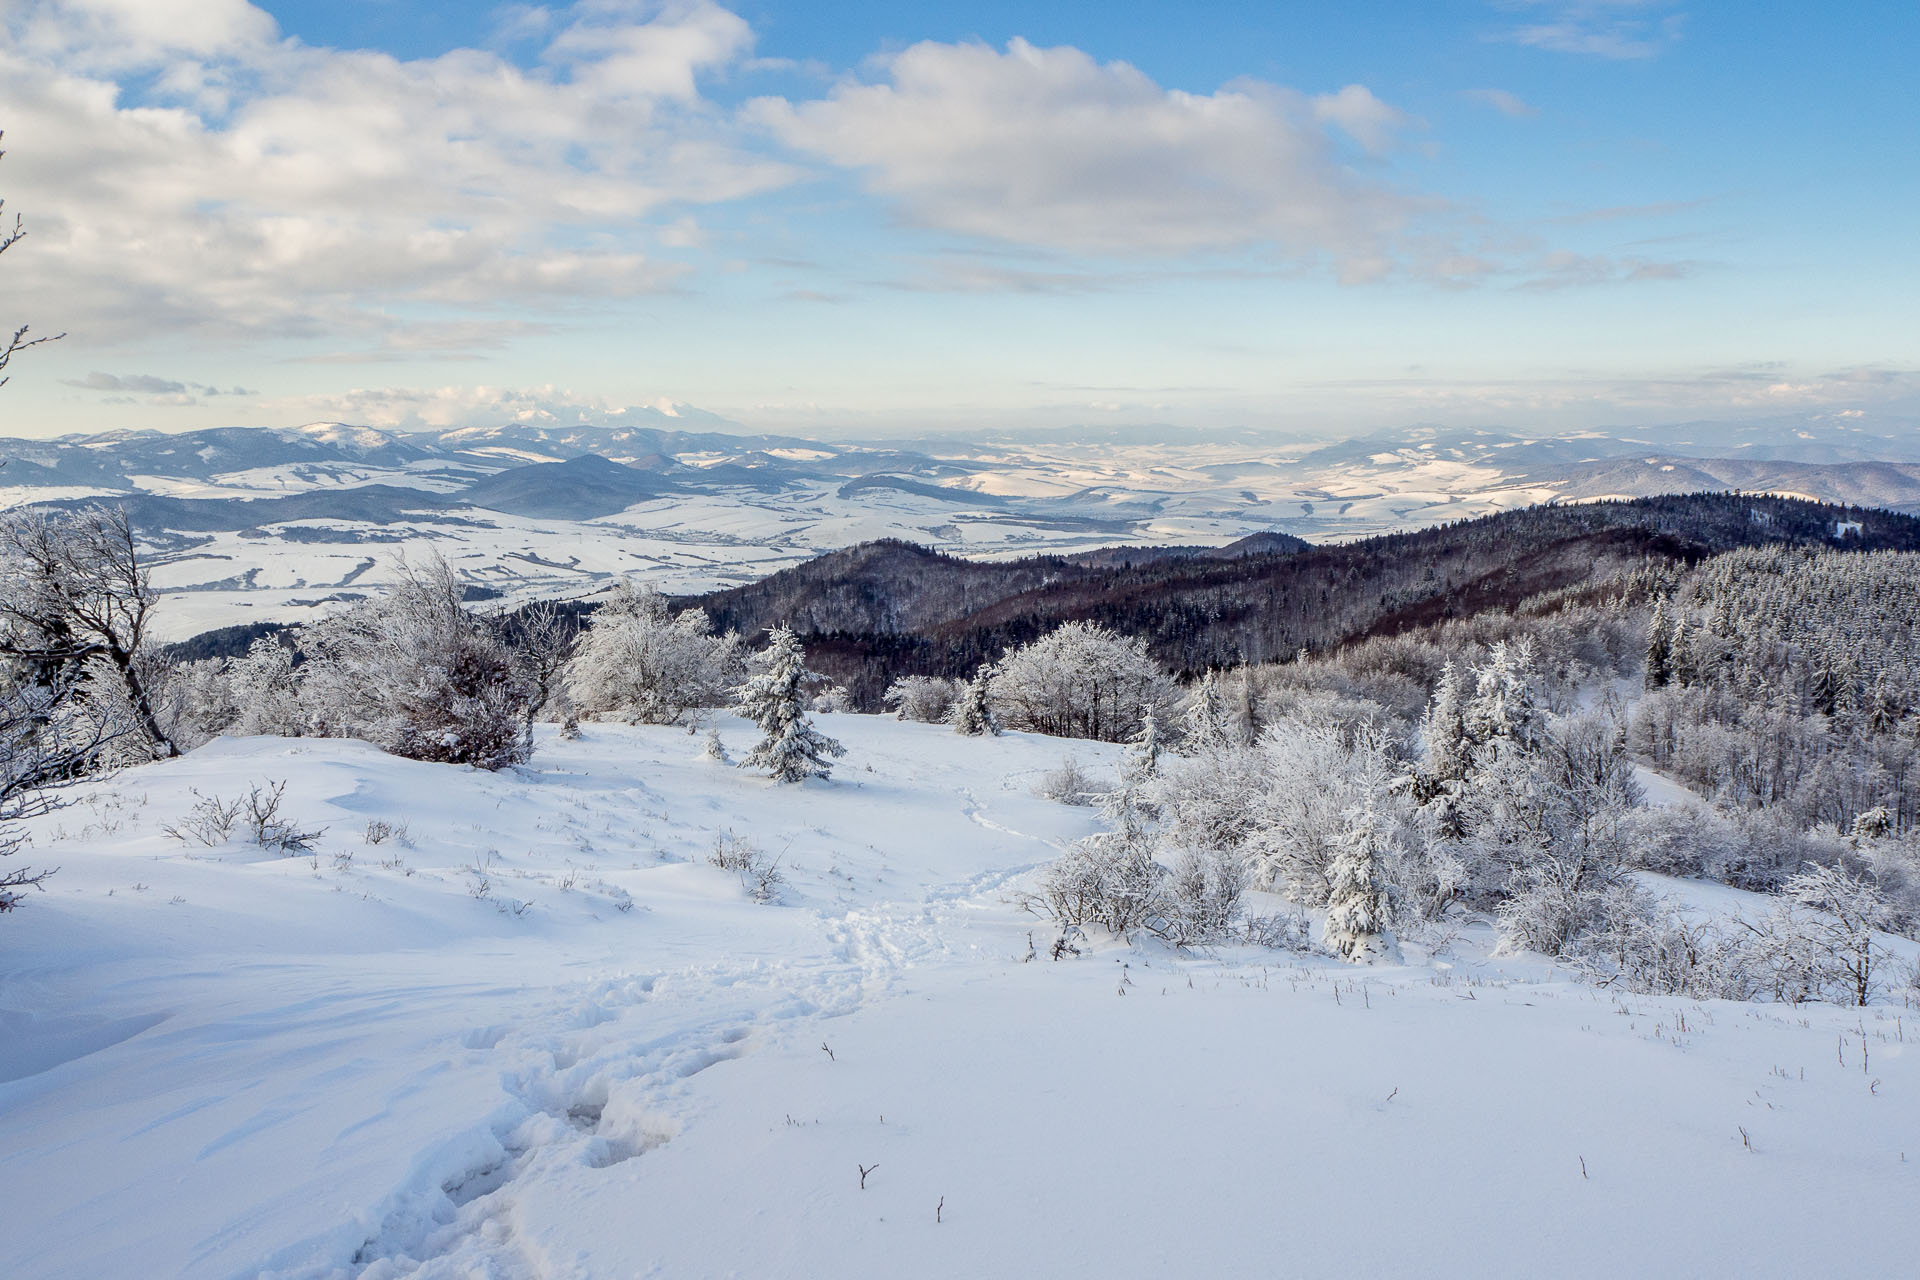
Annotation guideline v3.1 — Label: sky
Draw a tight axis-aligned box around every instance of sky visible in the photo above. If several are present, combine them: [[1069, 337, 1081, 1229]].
[[1, 0, 1916, 440]]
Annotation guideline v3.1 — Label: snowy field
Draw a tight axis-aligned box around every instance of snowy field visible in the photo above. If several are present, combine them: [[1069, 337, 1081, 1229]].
[[3, 716, 1918, 1278]]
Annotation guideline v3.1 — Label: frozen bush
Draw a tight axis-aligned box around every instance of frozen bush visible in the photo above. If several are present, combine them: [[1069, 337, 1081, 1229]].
[[708, 831, 786, 903], [884, 675, 961, 723], [1156, 846, 1248, 946], [567, 580, 740, 726], [1035, 833, 1165, 940], [1034, 755, 1100, 806], [989, 621, 1179, 742], [301, 554, 533, 769]]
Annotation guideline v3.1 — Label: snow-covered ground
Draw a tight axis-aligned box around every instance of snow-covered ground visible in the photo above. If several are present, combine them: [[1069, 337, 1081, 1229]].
[[3, 717, 1918, 1278]]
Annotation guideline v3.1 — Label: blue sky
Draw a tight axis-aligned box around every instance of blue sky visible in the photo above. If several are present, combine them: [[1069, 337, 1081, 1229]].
[[2, 0, 1915, 438]]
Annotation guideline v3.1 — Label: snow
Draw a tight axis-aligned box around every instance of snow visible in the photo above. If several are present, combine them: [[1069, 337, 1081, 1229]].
[[3, 719, 1919, 1278]]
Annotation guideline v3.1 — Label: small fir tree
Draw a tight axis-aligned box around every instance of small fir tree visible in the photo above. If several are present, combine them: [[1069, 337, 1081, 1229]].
[[1183, 669, 1231, 752], [733, 627, 844, 783], [951, 664, 999, 736], [1644, 596, 1673, 690], [1322, 807, 1402, 964], [1123, 704, 1162, 784]]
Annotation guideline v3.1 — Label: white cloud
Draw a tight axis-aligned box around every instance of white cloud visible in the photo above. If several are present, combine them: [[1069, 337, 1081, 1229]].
[[749, 39, 1423, 275], [1492, 2, 1685, 60], [1461, 88, 1539, 118], [1, 1, 792, 345], [260, 383, 732, 434]]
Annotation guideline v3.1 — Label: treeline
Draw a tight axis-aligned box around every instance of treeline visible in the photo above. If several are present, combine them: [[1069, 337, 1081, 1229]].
[[696, 495, 1920, 707]]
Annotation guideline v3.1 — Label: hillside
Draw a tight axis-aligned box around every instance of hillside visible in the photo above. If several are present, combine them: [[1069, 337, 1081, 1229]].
[[697, 494, 1920, 701], [3, 719, 1916, 1278]]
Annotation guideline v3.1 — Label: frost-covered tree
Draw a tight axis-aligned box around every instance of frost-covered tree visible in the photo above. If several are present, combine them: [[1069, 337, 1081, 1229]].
[[567, 580, 740, 725], [505, 599, 579, 732], [1643, 596, 1673, 690], [1183, 668, 1233, 753], [1322, 807, 1402, 964], [0, 506, 176, 759], [885, 674, 962, 724], [1122, 705, 1163, 785], [1778, 863, 1892, 1006], [734, 627, 845, 783], [0, 132, 62, 390], [988, 621, 1180, 742], [950, 665, 998, 736], [701, 723, 730, 763], [301, 554, 532, 769], [1464, 639, 1543, 757], [228, 637, 305, 737]]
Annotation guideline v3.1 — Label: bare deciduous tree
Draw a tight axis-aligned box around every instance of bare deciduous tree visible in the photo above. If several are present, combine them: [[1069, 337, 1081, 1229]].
[[0, 131, 63, 389], [0, 506, 178, 759]]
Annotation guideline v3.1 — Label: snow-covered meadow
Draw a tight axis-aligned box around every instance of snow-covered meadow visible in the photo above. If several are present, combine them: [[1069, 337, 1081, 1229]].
[[3, 716, 1917, 1278]]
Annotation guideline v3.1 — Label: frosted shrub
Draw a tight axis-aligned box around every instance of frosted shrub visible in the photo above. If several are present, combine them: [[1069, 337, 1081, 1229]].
[[989, 621, 1180, 742], [567, 580, 740, 726], [1146, 745, 1265, 854], [1034, 755, 1099, 805], [163, 789, 244, 846], [1157, 846, 1247, 946], [884, 675, 961, 723], [1243, 715, 1408, 905], [709, 831, 786, 903], [301, 554, 532, 769], [1036, 834, 1165, 940]]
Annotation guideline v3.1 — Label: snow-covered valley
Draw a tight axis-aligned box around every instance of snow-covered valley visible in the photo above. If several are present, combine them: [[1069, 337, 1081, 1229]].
[[3, 717, 1916, 1279]]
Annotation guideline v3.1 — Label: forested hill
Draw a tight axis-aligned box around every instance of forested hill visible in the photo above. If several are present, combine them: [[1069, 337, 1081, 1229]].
[[693, 494, 1920, 704]]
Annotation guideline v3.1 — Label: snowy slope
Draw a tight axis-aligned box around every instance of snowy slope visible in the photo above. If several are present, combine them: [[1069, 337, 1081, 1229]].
[[2, 719, 1917, 1279]]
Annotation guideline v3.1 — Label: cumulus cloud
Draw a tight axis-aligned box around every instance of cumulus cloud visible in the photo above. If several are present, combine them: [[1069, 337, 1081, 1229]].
[[2, 0, 792, 344], [259, 383, 735, 434], [749, 39, 1424, 276], [1491, 1, 1685, 60]]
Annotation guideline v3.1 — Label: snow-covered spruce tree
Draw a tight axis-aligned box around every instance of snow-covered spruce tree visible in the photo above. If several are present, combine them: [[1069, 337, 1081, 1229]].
[[1322, 807, 1402, 964], [566, 579, 740, 726], [1182, 668, 1232, 753], [1463, 638, 1544, 757], [1643, 596, 1673, 691], [951, 664, 999, 736], [1122, 704, 1162, 785], [300, 553, 532, 769], [733, 627, 844, 783], [701, 723, 730, 763]]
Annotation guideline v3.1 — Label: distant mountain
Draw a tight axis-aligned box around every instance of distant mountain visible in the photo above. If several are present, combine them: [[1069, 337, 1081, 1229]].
[[693, 495, 1920, 705], [459, 454, 684, 519]]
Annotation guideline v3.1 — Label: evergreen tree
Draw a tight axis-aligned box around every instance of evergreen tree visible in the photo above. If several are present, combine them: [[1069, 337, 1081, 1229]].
[[1122, 704, 1162, 784], [1644, 596, 1672, 690], [1183, 669, 1231, 752], [951, 663, 999, 736], [1464, 639, 1543, 756], [733, 627, 845, 783], [1322, 807, 1402, 964]]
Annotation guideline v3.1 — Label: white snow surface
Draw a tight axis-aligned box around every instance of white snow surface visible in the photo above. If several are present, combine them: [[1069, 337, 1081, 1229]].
[[3, 717, 1918, 1278]]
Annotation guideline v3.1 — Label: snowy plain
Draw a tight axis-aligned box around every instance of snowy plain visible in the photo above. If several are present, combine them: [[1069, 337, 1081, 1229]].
[[2, 716, 1917, 1279]]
